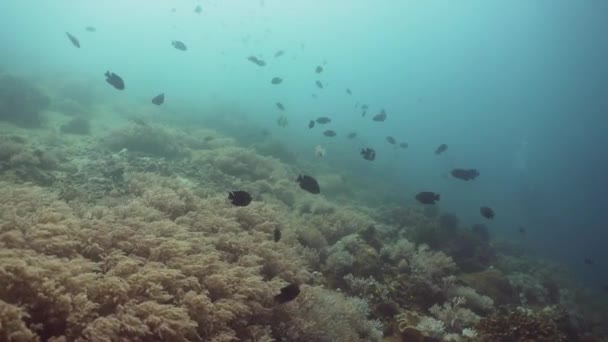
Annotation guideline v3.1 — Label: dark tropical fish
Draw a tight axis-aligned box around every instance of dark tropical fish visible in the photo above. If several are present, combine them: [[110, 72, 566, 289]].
[[315, 65, 323, 73], [296, 175, 320, 194], [276, 102, 285, 111], [151, 93, 165, 105], [415, 192, 440, 204], [271, 77, 283, 84], [247, 56, 266, 66], [85, 26, 96, 32], [316, 117, 331, 124], [104, 71, 125, 90], [518, 226, 526, 234], [274, 50, 285, 58], [273, 227, 281, 242], [361, 148, 376, 161], [471, 224, 490, 242], [347, 132, 357, 139], [399, 142, 408, 149], [277, 115, 288, 127], [435, 144, 448, 155], [274, 283, 300, 303], [584, 258, 595, 265], [315, 80, 323, 89], [65, 32, 80, 48], [346, 88, 352, 95], [204, 136, 215, 142], [372, 109, 387, 122], [480, 206, 495, 219], [386, 136, 396, 145], [323, 130, 336, 137], [451, 168, 480, 181], [228, 191, 252, 206], [308, 120, 315, 129], [172, 40, 187, 51], [194, 5, 202, 13]]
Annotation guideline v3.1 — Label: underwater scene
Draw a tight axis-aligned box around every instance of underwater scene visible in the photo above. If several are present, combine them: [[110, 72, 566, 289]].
[[0, 0, 607, 341]]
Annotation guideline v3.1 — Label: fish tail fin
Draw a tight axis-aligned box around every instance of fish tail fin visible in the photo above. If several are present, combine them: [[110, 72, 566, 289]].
[[435, 194, 440, 201]]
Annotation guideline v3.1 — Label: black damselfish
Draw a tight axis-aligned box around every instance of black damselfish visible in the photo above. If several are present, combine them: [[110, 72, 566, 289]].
[[104, 71, 125, 90], [228, 191, 252, 206], [274, 283, 300, 304], [152, 93, 165, 105], [296, 175, 320, 194]]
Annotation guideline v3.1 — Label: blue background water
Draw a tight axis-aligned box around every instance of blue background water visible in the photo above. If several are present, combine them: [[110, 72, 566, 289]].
[[1, 0, 607, 288]]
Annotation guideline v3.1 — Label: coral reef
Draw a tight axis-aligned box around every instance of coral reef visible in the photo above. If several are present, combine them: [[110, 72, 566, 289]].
[[0, 74, 50, 127], [60, 117, 91, 135]]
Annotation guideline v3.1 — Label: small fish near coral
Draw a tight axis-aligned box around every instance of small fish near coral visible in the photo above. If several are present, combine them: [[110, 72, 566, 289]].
[[323, 130, 336, 137], [315, 65, 323, 73], [296, 175, 320, 194], [480, 206, 495, 219], [372, 109, 387, 122], [361, 147, 376, 161], [451, 168, 480, 181], [151, 93, 165, 105], [271, 77, 283, 85], [65, 32, 80, 48], [172, 40, 188, 51], [273, 227, 281, 242], [415, 191, 440, 205], [308, 120, 315, 129], [247, 55, 266, 66], [274, 283, 300, 304], [104, 71, 125, 90], [228, 191, 252, 207], [386, 136, 396, 145], [276, 102, 285, 111], [435, 143, 448, 155], [316, 117, 331, 124]]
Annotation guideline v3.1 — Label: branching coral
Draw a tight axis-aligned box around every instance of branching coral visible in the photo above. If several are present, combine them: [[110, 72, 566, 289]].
[[477, 307, 567, 342]]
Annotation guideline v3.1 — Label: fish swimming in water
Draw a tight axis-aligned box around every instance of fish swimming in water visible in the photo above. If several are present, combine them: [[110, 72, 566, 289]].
[[518, 226, 526, 234], [386, 136, 396, 145], [346, 88, 352, 95], [316, 117, 331, 124], [372, 109, 387, 122], [347, 132, 357, 139], [451, 168, 480, 181], [104, 71, 125, 90], [399, 142, 408, 149], [65, 32, 80, 48], [323, 130, 336, 137], [415, 191, 440, 204], [276, 102, 285, 111], [315, 80, 324, 89], [308, 120, 315, 129], [274, 283, 300, 303], [480, 206, 495, 219], [85, 26, 96, 32], [315, 65, 323, 73], [361, 104, 369, 117], [361, 148, 376, 161], [435, 144, 448, 155], [172, 40, 187, 51], [296, 175, 320, 194], [151, 93, 165, 105], [274, 50, 285, 58], [274, 227, 282, 242], [247, 56, 266, 66], [228, 191, 252, 206], [314, 145, 326, 157], [194, 5, 202, 13], [271, 77, 283, 84], [277, 115, 288, 128]]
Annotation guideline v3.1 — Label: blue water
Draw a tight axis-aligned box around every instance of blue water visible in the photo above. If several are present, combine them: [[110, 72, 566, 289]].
[[1, 0, 607, 287]]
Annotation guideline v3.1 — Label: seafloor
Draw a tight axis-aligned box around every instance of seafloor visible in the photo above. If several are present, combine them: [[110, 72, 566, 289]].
[[0, 73, 606, 342]]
